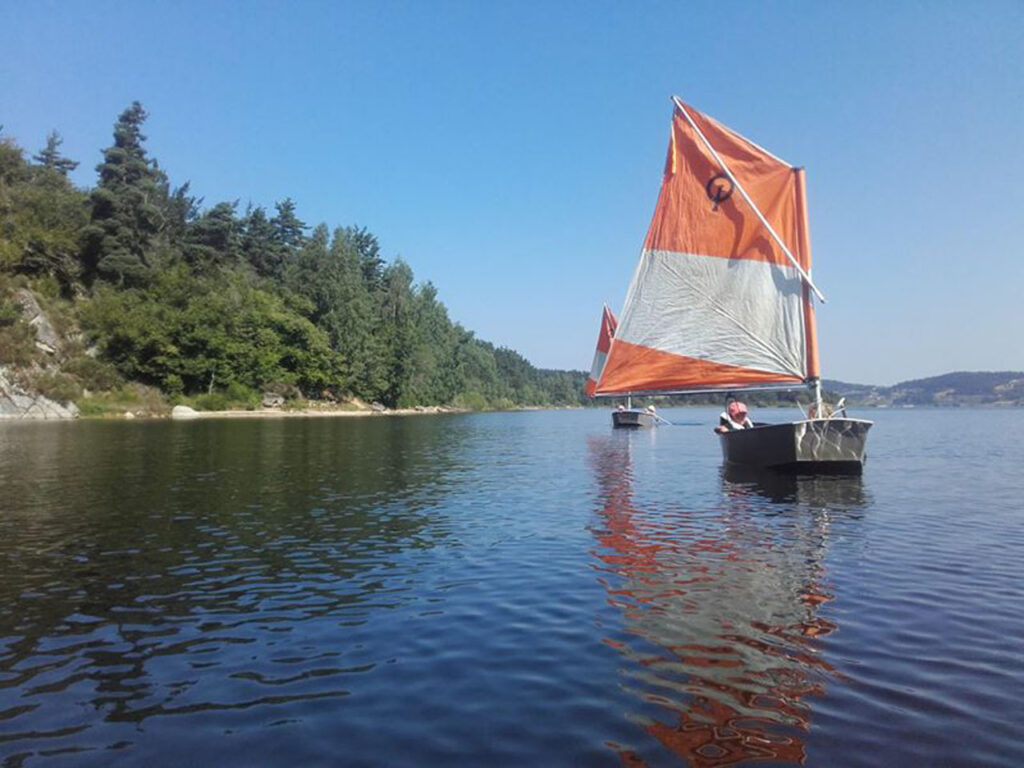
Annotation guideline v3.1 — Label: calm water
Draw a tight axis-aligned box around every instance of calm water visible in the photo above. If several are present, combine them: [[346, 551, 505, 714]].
[[0, 408, 1022, 767]]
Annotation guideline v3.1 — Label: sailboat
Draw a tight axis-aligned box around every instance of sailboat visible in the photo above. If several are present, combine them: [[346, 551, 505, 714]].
[[585, 306, 656, 428], [591, 96, 872, 471]]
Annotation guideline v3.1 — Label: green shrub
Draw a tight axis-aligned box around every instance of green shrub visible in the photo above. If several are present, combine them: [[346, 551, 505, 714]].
[[30, 275, 62, 300], [63, 356, 123, 392], [162, 373, 184, 395], [76, 398, 114, 417], [33, 371, 81, 404], [189, 392, 232, 411], [224, 382, 260, 409], [75, 384, 167, 417], [0, 298, 20, 327], [0, 312, 37, 366], [179, 383, 260, 412], [453, 390, 488, 411]]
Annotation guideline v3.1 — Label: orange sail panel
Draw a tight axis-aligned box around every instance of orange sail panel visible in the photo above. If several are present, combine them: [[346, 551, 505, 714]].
[[584, 306, 617, 397], [595, 98, 817, 395]]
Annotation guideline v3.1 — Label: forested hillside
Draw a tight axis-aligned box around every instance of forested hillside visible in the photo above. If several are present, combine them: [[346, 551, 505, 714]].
[[0, 103, 586, 413]]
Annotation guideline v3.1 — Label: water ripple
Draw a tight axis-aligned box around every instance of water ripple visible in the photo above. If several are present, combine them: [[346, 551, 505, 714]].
[[0, 410, 1022, 765]]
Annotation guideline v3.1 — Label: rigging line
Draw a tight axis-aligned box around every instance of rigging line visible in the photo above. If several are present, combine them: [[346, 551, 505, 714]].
[[670, 96, 827, 304]]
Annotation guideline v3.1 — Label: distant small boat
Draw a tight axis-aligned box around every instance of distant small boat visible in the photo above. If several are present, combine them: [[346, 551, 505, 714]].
[[589, 96, 871, 471], [611, 407, 657, 429], [585, 306, 659, 428]]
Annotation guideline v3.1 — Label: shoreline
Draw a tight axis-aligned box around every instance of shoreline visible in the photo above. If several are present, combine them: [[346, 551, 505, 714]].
[[1, 404, 592, 423], [178, 405, 466, 420]]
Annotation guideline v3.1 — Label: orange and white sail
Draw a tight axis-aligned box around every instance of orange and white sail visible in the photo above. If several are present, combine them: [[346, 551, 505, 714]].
[[595, 98, 820, 396], [584, 305, 617, 397]]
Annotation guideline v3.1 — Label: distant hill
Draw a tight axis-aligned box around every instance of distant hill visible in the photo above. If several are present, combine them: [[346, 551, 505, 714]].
[[824, 371, 1024, 407]]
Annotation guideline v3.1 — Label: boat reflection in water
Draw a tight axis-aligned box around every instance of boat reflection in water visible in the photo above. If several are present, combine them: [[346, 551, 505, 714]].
[[588, 435, 867, 766], [720, 463, 869, 509]]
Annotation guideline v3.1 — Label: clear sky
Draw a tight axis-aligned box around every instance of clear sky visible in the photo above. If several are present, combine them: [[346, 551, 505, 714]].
[[2, 0, 1021, 385]]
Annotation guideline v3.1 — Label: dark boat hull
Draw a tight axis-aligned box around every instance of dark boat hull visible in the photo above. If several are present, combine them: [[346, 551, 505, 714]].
[[612, 409, 657, 429], [719, 418, 872, 473]]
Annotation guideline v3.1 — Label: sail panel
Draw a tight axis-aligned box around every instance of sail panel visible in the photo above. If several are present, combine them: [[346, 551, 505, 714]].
[[647, 105, 805, 269], [596, 340, 803, 395], [595, 249, 806, 394], [596, 98, 817, 395], [605, 248, 806, 382], [584, 306, 618, 397]]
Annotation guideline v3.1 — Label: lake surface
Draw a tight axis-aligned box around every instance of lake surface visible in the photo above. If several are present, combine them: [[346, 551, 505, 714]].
[[0, 408, 1022, 766]]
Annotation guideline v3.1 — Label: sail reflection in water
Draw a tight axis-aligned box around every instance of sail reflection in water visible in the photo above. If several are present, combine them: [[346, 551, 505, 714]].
[[588, 434, 868, 766]]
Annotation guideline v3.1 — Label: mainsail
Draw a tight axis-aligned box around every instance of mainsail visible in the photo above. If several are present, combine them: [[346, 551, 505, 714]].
[[584, 306, 617, 397], [594, 98, 819, 396]]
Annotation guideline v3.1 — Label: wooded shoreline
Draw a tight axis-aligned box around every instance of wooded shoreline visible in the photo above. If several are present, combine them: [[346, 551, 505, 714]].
[[0, 103, 588, 417]]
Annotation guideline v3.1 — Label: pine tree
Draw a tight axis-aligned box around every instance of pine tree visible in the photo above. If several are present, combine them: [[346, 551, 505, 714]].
[[271, 198, 306, 250], [344, 226, 384, 291], [184, 201, 241, 269], [81, 102, 168, 285], [32, 130, 79, 175], [241, 205, 283, 277]]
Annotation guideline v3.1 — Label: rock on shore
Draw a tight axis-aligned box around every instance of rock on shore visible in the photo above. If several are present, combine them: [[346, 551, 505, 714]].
[[170, 405, 199, 420]]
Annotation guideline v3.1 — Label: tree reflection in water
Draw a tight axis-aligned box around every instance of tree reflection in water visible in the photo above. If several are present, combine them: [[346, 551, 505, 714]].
[[588, 434, 867, 767]]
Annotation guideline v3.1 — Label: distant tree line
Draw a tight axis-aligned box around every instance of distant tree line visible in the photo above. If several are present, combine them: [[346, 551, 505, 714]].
[[0, 103, 586, 408]]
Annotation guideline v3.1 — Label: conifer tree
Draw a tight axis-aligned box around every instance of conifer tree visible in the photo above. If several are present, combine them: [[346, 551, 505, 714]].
[[271, 198, 306, 250], [81, 102, 168, 285], [241, 205, 282, 277], [32, 130, 79, 175], [185, 201, 241, 269], [344, 226, 384, 291]]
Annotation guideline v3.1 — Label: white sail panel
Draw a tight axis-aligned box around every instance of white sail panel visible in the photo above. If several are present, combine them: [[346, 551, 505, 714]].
[[615, 249, 806, 379]]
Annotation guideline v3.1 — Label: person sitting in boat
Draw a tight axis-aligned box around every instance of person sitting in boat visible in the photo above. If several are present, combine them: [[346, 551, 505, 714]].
[[716, 401, 753, 432]]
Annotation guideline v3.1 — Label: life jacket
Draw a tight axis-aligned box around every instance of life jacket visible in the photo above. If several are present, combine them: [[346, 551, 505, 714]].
[[719, 411, 752, 430]]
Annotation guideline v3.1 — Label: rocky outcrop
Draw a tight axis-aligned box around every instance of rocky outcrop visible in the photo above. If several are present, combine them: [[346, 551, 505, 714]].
[[0, 289, 79, 420], [0, 367, 79, 420], [12, 289, 61, 355]]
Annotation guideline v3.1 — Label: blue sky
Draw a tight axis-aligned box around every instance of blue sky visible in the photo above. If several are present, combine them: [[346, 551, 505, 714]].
[[2, 0, 1021, 385]]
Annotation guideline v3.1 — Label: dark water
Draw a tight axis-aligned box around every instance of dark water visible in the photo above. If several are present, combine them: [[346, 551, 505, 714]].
[[0, 408, 1022, 767]]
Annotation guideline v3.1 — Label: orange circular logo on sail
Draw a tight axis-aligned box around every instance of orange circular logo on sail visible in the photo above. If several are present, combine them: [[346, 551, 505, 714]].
[[705, 173, 734, 210]]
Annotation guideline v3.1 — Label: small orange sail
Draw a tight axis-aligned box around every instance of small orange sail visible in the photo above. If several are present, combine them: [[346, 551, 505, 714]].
[[595, 98, 819, 396], [584, 306, 617, 397]]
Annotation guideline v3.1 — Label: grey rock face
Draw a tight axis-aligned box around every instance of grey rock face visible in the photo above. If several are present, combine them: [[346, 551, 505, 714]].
[[0, 367, 79, 420], [12, 289, 61, 355]]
